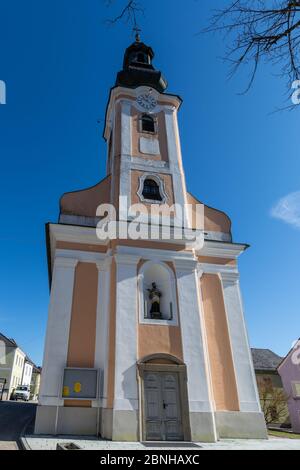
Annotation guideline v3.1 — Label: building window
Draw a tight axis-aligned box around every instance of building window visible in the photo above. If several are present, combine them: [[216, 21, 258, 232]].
[[137, 174, 168, 204], [137, 52, 148, 63], [142, 179, 162, 202], [141, 114, 155, 134], [130, 52, 148, 64], [292, 382, 300, 398]]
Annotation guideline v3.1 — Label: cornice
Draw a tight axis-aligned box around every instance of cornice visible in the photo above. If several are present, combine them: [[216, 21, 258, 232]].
[[197, 240, 248, 259]]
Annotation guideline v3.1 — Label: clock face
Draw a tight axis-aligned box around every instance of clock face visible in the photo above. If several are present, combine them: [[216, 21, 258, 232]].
[[137, 94, 157, 111]]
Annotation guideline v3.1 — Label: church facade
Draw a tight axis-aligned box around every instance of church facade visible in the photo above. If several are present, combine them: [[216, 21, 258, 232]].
[[35, 38, 267, 442]]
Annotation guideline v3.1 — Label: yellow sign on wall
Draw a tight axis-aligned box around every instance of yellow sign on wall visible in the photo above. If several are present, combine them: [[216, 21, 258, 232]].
[[74, 382, 82, 393]]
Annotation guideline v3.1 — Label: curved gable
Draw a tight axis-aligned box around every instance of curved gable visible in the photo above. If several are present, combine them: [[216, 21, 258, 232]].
[[187, 192, 232, 236], [59, 176, 111, 219]]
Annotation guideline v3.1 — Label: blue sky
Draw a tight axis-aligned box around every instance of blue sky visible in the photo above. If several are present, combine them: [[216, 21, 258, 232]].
[[0, 0, 299, 365]]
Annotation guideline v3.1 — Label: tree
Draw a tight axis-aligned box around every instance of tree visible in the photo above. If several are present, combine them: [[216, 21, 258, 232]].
[[104, 0, 144, 27], [259, 378, 289, 426], [204, 1, 300, 99], [105, 1, 300, 105]]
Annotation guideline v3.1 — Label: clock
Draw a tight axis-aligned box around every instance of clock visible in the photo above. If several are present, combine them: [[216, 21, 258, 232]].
[[136, 93, 157, 111]]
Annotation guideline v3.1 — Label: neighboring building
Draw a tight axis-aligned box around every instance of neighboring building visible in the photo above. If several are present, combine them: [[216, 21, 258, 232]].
[[35, 36, 267, 441], [252, 348, 290, 427], [22, 357, 34, 388], [0, 332, 40, 401], [0, 333, 26, 400], [278, 340, 300, 433], [31, 366, 42, 400]]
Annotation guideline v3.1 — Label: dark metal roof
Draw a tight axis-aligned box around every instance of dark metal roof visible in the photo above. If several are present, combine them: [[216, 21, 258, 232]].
[[116, 39, 168, 93], [0, 332, 38, 368], [0, 332, 18, 348], [251, 348, 283, 371]]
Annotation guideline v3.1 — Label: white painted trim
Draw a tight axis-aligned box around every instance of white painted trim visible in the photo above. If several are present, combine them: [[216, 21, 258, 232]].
[[119, 100, 133, 221], [55, 249, 106, 264], [139, 136, 160, 156], [204, 231, 232, 242], [39, 257, 78, 407], [131, 156, 168, 170], [164, 107, 189, 228], [115, 244, 197, 263], [93, 257, 112, 408], [198, 263, 239, 277], [49, 224, 108, 246], [121, 100, 132, 156], [113, 254, 140, 413], [196, 271, 217, 414], [59, 214, 101, 227], [198, 240, 248, 259], [220, 273, 261, 413], [174, 259, 217, 437], [110, 106, 116, 206]]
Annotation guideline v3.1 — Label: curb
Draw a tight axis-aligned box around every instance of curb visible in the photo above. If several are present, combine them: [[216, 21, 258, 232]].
[[19, 436, 31, 450], [19, 413, 36, 450]]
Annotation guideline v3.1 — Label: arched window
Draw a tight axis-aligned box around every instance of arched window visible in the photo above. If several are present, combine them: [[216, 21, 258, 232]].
[[142, 179, 162, 201], [141, 114, 155, 133], [137, 52, 148, 63], [130, 52, 148, 64]]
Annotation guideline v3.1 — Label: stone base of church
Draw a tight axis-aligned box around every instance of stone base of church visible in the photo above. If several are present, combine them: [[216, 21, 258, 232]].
[[34, 406, 268, 442], [215, 411, 268, 439], [189, 412, 217, 442], [34, 405, 98, 436], [112, 410, 139, 441], [101, 407, 113, 439]]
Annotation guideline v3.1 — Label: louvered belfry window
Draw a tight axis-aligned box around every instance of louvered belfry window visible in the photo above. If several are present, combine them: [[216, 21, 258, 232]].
[[142, 179, 162, 201]]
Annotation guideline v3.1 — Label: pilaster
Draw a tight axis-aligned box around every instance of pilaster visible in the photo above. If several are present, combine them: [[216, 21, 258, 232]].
[[174, 259, 217, 442], [39, 257, 78, 406]]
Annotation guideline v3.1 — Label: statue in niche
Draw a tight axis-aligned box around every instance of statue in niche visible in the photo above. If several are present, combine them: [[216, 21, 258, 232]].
[[147, 282, 162, 319]]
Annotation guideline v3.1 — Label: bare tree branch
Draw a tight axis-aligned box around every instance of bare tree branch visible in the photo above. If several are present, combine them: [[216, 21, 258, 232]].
[[258, 378, 290, 426], [104, 0, 144, 28], [105, 1, 300, 107], [204, 0, 300, 100]]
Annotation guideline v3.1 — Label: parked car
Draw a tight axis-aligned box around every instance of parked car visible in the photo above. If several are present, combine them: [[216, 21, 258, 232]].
[[13, 385, 30, 401]]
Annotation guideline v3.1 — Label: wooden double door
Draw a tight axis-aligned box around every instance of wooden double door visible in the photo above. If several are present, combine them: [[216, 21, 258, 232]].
[[144, 371, 184, 441]]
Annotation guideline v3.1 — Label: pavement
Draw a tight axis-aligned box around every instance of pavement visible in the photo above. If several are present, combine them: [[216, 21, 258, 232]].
[[1, 400, 299, 451], [0, 401, 37, 450], [22, 435, 300, 451]]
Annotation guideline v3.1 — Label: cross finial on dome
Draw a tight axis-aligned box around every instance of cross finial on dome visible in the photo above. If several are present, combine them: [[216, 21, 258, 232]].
[[133, 24, 141, 43]]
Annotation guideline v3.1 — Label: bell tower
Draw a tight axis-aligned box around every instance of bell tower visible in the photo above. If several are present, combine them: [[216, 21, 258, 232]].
[[104, 35, 190, 229]]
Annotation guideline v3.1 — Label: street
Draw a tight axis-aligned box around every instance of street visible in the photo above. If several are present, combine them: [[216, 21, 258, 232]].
[[0, 401, 37, 450]]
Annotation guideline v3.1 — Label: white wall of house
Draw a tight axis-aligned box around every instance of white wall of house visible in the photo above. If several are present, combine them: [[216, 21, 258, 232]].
[[22, 362, 33, 387], [9, 349, 26, 397]]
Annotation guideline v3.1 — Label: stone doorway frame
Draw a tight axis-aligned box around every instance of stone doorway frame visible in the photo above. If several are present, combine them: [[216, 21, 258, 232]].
[[137, 353, 191, 442]]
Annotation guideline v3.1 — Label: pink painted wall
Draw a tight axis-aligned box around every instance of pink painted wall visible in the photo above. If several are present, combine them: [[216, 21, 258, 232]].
[[278, 342, 300, 433]]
